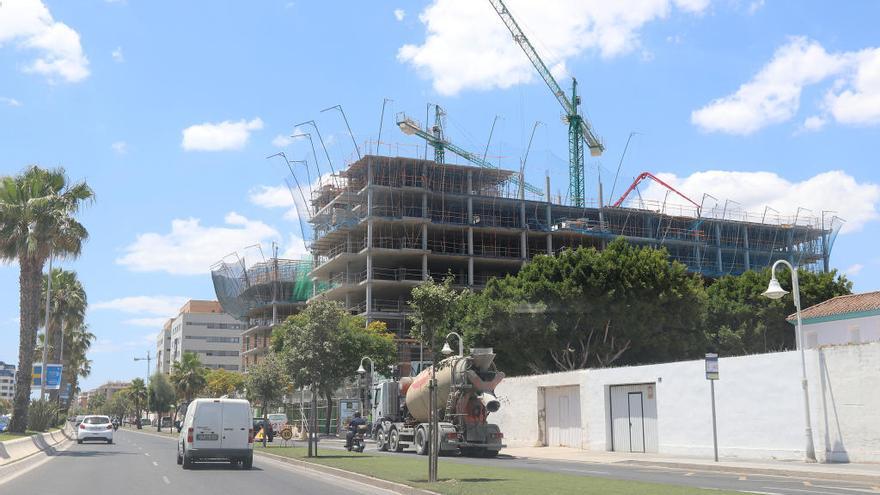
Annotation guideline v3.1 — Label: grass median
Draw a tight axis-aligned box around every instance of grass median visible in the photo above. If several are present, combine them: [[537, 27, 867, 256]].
[[255, 446, 738, 495], [0, 427, 61, 442]]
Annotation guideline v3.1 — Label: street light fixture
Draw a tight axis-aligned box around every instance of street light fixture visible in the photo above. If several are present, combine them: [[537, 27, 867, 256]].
[[761, 259, 817, 463], [356, 357, 375, 416], [441, 332, 464, 356]]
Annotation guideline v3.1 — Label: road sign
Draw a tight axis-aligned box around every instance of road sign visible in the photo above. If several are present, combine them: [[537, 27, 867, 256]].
[[60, 383, 72, 400], [705, 353, 719, 380], [32, 363, 42, 386], [45, 364, 62, 390]]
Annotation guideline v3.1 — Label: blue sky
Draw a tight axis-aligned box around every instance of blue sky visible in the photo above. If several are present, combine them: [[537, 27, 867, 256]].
[[1, 0, 878, 391]]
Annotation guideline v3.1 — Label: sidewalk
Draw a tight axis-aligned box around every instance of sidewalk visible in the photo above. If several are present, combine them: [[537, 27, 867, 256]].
[[503, 445, 880, 482]]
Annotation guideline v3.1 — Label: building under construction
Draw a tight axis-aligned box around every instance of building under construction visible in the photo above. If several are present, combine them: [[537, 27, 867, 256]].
[[307, 154, 841, 361], [211, 257, 317, 371]]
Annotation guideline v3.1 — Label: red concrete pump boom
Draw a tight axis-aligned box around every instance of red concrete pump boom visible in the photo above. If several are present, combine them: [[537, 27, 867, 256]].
[[612, 172, 700, 209]]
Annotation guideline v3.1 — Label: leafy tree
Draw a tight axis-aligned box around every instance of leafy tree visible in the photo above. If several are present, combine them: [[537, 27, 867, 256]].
[[127, 378, 148, 429], [170, 352, 207, 404], [60, 324, 94, 413], [105, 390, 131, 419], [88, 392, 107, 414], [0, 166, 94, 433], [205, 368, 244, 397], [705, 267, 852, 355], [0, 398, 10, 415], [243, 352, 287, 419], [408, 276, 472, 359], [463, 239, 707, 375], [148, 372, 175, 432]]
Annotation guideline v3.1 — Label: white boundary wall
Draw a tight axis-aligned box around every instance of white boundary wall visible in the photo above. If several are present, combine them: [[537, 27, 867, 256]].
[[492, 342, 880, 463]]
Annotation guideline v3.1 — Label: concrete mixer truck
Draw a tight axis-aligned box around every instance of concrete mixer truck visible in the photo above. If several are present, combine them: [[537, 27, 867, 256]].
[[369, 348, 505, 457]]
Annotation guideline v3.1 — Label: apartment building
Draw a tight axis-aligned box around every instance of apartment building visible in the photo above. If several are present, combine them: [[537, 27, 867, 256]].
[[0, 361, 15, 401], [156, 318, 172, 374], [164, 300, 245, 372]]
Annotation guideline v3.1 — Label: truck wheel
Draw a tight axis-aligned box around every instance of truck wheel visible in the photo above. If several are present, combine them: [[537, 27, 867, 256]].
[[389, 428, 404, 453], [376, 430, 388, 451], [481, 449, 499, 458], [414, 427, 429, 456]]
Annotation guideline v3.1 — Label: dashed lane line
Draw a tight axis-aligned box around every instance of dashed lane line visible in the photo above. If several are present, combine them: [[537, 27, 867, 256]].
[[152, 461, 158, 467], [162, 476, 170, 485]]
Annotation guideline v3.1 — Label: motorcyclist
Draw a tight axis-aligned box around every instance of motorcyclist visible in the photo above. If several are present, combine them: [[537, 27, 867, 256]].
[[345, 412, 366, 450]]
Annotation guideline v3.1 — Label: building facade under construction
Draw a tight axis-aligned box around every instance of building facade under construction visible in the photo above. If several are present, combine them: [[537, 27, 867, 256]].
[[308, 154, 840, 361]]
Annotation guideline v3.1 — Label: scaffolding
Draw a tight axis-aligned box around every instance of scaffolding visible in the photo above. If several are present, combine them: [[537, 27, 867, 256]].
[[210, 257, 317, 320]]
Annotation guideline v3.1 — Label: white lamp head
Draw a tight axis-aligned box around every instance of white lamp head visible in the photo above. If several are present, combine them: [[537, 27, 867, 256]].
[[441, 342, 454, 355], [762, 277, 789, 300], [356, 364, 366, 375]]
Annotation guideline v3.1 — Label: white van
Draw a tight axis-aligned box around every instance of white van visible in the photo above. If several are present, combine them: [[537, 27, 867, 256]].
[[177, 398, 254, 469]]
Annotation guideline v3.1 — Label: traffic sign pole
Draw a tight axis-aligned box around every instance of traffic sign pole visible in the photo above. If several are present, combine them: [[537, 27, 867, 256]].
[[705, 353, 719, 462]]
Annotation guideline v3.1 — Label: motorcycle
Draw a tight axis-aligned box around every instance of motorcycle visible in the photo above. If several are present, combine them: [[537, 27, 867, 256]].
[[347, 425, 367, 453], [112, 420, 119, 431]]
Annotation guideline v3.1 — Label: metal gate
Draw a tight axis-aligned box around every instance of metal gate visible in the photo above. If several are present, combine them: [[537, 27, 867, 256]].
[[609, 383, 658, 453], [544, 385, 581, 447]]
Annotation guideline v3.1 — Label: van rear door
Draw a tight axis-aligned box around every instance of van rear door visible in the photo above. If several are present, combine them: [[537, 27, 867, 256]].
[[221, 402, 251, 449], [192, 401, 222, 450]]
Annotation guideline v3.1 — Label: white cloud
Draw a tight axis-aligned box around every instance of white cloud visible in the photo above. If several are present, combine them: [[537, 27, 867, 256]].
[[691, 37, 848, 135], [116, 212, 281, 275], [0, 0, 90, 83], [111, 141, 127, 154], [845, 263, 864, 276], [181, 117, 264, 151], [398, 0, 708, 96], [693, 38, 880, 134], [0, 96, 22, 107], [272, 135, 293, 147], [801, 115, 826, 132], [93, 295, 189, 316], [824, 47, 880, 125], [280, 234, 309, 259], [638, 170, 880, 234], [249, 185, 296, 209], [747, 0, 765, 15], [394, 8, 406, 21], [111, 46, 124, 63]]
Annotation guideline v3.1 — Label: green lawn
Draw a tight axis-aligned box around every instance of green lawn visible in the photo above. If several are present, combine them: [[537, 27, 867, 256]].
[[256, 446, 738, 495], [0, 429, 58, 442]]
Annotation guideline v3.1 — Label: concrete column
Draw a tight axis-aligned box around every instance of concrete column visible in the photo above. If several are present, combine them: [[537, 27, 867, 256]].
[[422, 254, 428, 281], [743, 226, 751, 271], [467, 197, 473, 223], [468, 257, 474, 286], [715, 223, 723, 274], [521, 231, 528, 260], [467, 170, 473, 195], [422, 224, 428, 250], [787, 229, 795, 265], [422, 193, 428, 218], [468, 227, 474, 256], [546, 176, 553, 255], [366, 283, 372, 314]]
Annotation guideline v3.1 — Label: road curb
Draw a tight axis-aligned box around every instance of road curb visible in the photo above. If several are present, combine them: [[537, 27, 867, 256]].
[[255, 449, 438, 495], [122, 427, 436, 494], [0, 426, 74, 467], [618, 459, 880, 484]]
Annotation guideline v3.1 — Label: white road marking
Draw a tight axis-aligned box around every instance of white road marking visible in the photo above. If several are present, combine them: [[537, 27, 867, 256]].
[[144, 452, 151, 457], [771, 488, 845, 495], [152, 461, 158, 467], [684, 472, 695, 477], [812, 485, 880, 494], [162, 476, 170, 485], [0, 439, 74, 487], [555, 467, 611, 475], [739, 476, 748, 481]]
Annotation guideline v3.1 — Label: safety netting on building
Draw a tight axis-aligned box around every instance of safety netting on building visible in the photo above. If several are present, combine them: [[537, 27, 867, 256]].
[[211, 257, 319, 319]]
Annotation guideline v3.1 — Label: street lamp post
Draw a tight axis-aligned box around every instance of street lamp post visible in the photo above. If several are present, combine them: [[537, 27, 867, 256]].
[[762, 259, 817, 463], [356, 357, 375, 415], [441, 332, 464, 357]]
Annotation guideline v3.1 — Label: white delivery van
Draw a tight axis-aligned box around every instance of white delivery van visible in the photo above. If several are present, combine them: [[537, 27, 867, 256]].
[[177, 398, 254, 469]]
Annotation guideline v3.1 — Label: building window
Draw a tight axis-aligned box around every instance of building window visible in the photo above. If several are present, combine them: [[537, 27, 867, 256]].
[[849, 325, 861, 344]]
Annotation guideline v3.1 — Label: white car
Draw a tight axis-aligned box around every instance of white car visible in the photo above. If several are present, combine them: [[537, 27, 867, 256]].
[[77, 415, 114, 444], [178, 398, 253, 469]]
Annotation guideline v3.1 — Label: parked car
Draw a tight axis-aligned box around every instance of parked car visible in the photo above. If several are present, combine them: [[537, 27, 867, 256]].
[[178, 399, 253, 469], [77, 415, 114, 444], [0, 417, 8, 432], [140, 418, 151, 427]]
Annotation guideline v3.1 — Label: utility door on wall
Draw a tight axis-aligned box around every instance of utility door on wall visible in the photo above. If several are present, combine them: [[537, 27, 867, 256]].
[[609, 383, 658, 453], [544, 385, 581, 448]]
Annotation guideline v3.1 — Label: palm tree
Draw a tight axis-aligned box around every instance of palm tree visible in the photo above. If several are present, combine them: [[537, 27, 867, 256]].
[[61, 324, 94, 412], [170, 352, 208, 405], [39, 268, 87, 402], [127, 378, 147, 429], [0, 166, 93, 433]]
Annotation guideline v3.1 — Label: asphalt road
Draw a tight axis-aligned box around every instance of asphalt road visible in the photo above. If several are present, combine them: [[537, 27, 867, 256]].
[[312, 438, 880, 495], [0, 430, 393, 495]]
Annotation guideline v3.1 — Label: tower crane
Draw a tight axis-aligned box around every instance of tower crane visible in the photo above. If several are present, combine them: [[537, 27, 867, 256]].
[[488, 0, 604, 208], [397, 105, 544, 196]]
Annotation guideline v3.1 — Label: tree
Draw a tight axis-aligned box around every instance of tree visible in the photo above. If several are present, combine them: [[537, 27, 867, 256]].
[[128, 378, 147, 429], [88, 393, 107, 414], [276, 299, 396, 455], [705, 267, 852, 355], [463, 239, 707, 375], [0, 398, 11, 415], [243, 353, 287, 420], [105, 390, 131, 419], [0, 166, 94, 433], [170, 352, 207, 404], [39, 268, 87, 403], [205, 368, 244, 397], [148, 372, 175, 432], [408, 276, 472, 359]]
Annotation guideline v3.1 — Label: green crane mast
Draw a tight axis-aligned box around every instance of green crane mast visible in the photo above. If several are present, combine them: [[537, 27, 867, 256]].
[[397, 107, 544, 196], [488, 0, 604, 208]]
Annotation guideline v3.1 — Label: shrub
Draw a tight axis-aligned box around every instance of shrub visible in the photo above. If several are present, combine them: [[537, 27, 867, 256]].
[[27, 399, 59, 432]]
